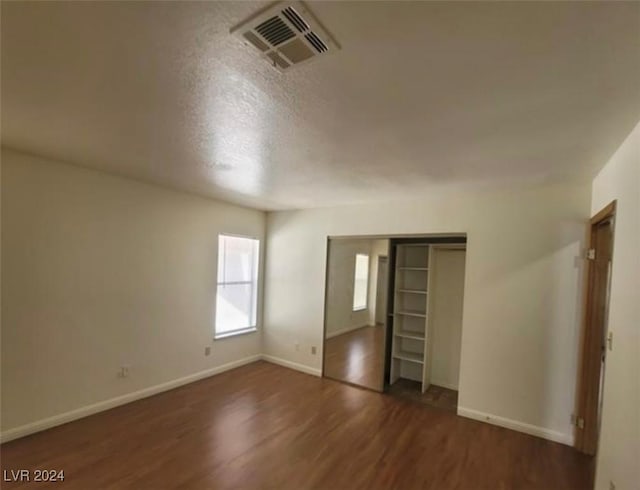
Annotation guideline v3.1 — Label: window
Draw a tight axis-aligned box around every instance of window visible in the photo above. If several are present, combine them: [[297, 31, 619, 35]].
[[352, 253, 369, 311], [215, 235, 260, 339]]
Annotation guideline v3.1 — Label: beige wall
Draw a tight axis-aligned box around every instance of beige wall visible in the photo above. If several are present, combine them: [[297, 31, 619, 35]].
[[264, 181, 591, 443], [591, 121, 639, 490], [1, 149, 266, 437]]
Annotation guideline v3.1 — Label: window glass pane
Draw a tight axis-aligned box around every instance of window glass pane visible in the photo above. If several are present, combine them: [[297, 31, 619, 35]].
[[216, 283, 255, 333], [217, 235, 259, 283], [216, 235, 259, 336], [353, 254, 369, 310]]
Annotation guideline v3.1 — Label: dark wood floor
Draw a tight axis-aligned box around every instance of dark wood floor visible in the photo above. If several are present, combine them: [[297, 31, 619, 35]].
[[323, 325, 385, 390], [389, 378, 459, 412], [325, 326, 459, 412], [1, 361, 592, 490]]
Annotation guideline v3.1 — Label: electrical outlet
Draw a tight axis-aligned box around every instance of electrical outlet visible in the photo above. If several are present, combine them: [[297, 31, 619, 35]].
[[118, 366, 130, 378], [205, 346, 211, 356], [295, 342, 300, 352], [311, 346, 317, 355]]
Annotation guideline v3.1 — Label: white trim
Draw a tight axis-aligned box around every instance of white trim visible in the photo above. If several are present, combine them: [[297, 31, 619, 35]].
[[457, 406, 573, 446], [325, 323, 371, 339], [214, 327, 257, 340], [0, 354, 261, 444], [260, 355, 322, 377]]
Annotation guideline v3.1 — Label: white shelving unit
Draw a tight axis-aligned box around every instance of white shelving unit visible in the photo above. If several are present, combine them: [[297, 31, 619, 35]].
[[389, 244, 434, 393]]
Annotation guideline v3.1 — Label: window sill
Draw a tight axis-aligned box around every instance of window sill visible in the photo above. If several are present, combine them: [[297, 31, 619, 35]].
[[353, 307, 367, 312], [214, 327, 257, 341]]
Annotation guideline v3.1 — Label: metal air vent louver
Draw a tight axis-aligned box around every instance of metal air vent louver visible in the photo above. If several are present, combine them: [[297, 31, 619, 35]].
[[231, 1, 339, 72], [255, 16, 295, 46]]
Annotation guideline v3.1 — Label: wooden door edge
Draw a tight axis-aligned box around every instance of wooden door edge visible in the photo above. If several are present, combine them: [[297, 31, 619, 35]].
[[574, 200, 617, 453]]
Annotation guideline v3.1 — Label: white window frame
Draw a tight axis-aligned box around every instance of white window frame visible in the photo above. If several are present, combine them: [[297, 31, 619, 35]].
[[214, 234, 260, 340], [352, 253, 369, 312]]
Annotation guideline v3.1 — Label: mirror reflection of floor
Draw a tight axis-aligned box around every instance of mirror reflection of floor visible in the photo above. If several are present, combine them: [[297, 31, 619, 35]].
[[324, 325, 385, 390], [324, 325, 458, 411], [388, 379, 458, 413]]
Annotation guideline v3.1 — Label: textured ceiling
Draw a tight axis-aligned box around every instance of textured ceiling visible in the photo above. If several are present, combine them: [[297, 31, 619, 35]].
[[2, 1, 639, 210]]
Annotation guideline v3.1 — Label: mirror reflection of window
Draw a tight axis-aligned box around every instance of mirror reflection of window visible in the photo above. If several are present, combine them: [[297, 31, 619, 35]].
[[352, 253, 369, 311]]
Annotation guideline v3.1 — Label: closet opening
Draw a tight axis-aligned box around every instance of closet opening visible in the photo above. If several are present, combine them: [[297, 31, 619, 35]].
[[321, 234, 467, 413], [384, 236, 467, 412]]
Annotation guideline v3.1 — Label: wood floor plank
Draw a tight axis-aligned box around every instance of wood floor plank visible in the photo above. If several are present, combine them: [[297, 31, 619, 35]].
[[323, 325, 385, 390], [0, 361, 592, 489]]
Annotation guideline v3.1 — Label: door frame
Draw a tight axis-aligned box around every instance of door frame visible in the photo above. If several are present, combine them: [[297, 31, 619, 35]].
[[574, 200, 616, 454], [375, 256, 388, 325]]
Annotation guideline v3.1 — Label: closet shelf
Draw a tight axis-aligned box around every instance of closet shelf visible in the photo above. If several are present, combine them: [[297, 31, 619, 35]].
[[395, 310, 427, 318], [390, 242, 433, 391], [393, 350, 424, 364], [394, 330, 425, 340]]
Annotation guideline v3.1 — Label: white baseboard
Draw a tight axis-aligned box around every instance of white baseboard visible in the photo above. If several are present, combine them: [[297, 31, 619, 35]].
[[260, 355, 322, 377], [457, 406, 573, 446], [325, 324, 372, 339], [1, 356, 572, 449], [0, 354, 261, 444]]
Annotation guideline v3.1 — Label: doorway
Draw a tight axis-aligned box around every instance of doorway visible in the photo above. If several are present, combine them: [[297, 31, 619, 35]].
[[575, 201, 616, 455], [322, 234, 467, 399], [385, 239, 466, 413]]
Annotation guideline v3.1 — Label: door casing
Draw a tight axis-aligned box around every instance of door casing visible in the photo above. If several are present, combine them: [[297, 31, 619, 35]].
[[574, 200, 616, 455]]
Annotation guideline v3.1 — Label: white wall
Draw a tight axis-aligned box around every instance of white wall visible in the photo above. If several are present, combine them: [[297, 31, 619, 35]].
[[590, 122, 639, 490], [429, 248, 465, 391], [1, 149, 266, 436], [264, 181, 590, 443]]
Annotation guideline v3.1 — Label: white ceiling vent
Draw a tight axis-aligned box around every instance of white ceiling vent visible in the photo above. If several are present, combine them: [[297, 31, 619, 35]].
[[231, 1, 339, 72]]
